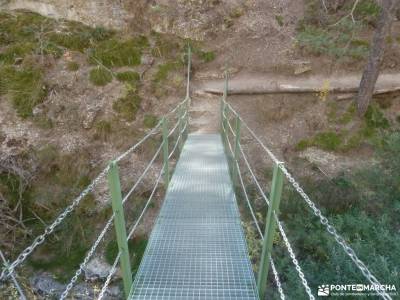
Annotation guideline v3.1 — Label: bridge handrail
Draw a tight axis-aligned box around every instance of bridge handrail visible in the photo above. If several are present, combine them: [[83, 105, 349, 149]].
[[220, 93, 391, 300]]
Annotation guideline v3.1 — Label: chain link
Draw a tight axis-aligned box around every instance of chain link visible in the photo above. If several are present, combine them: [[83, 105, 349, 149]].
[[275, 215, 315, 300], [60, 216, 114, 300], [270, 259, 285, 300], [97, 252, 120, 300]]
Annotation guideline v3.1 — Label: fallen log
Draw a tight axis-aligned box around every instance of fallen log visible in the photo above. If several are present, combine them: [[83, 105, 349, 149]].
[[203, 85, 400, 96]]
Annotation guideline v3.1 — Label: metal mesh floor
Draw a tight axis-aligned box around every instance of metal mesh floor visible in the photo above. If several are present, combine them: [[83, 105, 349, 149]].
[[130, 134, 259, 299]]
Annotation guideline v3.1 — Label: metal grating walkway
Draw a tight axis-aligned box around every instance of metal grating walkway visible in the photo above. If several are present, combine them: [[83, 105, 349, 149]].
[[129, 134, 259, 299]]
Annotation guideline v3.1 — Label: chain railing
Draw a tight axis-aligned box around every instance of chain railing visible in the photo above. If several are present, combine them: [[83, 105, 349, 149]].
[[0, 47, 192, 300], [220, 72, 392, 300]]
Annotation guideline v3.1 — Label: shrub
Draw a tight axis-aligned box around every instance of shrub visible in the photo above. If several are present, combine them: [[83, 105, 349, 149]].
[[116, 71, 140, 82], [113, 90, 141, 121], [89, 66, 113, 86]]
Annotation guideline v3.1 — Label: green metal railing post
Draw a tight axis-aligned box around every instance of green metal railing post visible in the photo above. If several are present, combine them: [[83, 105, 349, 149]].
[[257, 163, 284, 299], [107, 162, 132, 298], [162, 117, 169, 187], [221, 71, 228, 147], [232, 115, 241, 185], [178, 104, 184, 152], [186, 46, 191, 100]]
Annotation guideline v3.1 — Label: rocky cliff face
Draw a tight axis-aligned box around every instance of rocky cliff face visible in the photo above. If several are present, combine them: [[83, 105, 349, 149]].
[[1, 0, 242, 40], [2, 0, 131, 29]]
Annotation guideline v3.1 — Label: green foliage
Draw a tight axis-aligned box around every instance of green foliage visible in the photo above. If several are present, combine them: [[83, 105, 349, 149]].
[[0, 11, 114, 63], [88, 37, 146, 67], [89, 66, 113, 86], [300, 103, 391, 152], [29, 239, 89, 283], [143, 114, 158, 128], [297, 131, 343, 151], [353, 0, 381, 24], [113, 89, 141, 121], [66, 61, 80, 71], [48, 23, 113, 52], [297, 20, 369, 59], [274, 130, 400, 298], [197, 50, 216, 63], [22, 145, 101, 282], [0, 65, 47, 118], [0, 173, 30, 208], [0, 42, 36, 64], [116, 71, 140, 83], [365, 104, 390, 129]]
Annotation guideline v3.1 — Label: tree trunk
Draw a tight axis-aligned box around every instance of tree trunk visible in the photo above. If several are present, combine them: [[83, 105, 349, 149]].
[[356, 0, 398, 116]]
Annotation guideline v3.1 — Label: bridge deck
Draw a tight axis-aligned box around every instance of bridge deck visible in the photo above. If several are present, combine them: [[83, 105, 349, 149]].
[[130, 134, 259, 299]]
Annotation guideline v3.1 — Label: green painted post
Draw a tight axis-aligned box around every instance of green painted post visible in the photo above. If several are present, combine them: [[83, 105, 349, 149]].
[[221, 71, 228, 144], [178, 104, 184, 152], [186, 46, 191, 99], [222, 104, 228, 152], [107, 162, 132, 298], [223, 70, 228, 101], [232, 115, 241, 185], [162, 117, 169, 187], [257, 163, 284, 299], [220, 100, 225, 135]]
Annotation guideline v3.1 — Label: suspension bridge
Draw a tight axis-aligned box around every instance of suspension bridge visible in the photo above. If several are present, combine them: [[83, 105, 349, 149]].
[[0, 48, 393, 300]]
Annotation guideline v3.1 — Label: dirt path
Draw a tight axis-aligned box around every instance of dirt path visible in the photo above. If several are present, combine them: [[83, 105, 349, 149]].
[[188, 93, 220, 134], [198, 72, 400, 95]]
